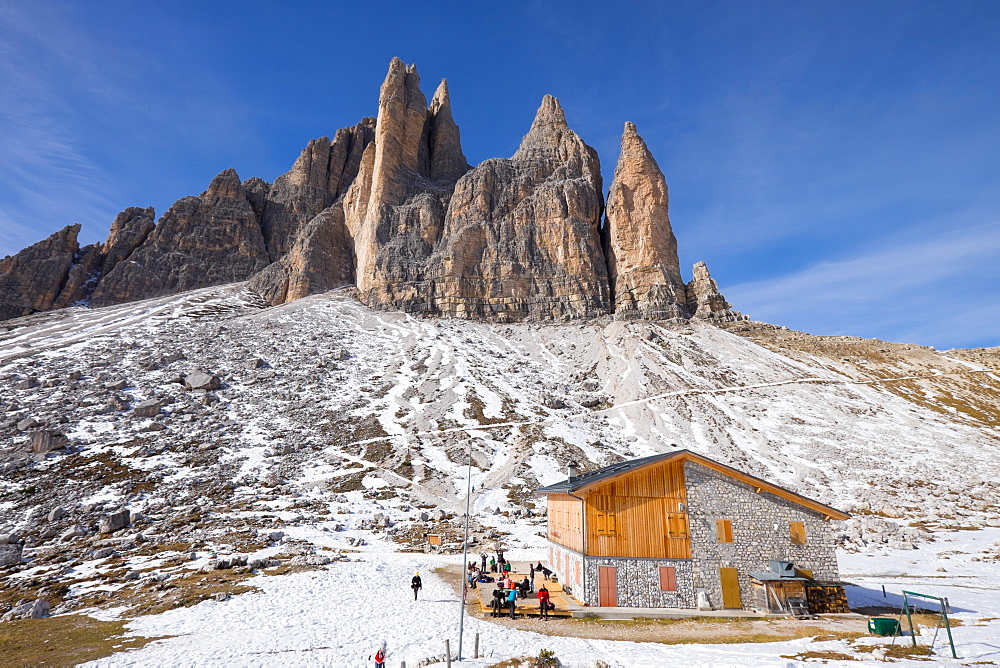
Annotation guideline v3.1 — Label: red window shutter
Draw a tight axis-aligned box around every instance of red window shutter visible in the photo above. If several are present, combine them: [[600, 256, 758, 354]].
[[659, 566, 676, 591]]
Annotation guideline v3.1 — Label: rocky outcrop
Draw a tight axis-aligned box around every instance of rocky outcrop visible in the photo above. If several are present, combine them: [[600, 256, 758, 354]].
[[101, 207, 156, 275], [1, 58, 745, 326], [259, 119, 376, 260], [90, 169, 270, 306], [346, 58, 468, 312], [0, 224, 80, 320], [604, 122, 688, 320], [425, 95, 610, 320], [51, 243, 103, 309], [686, 261, 745, 322], [248, 204, 354, 305], [425, 79, 470, 183]]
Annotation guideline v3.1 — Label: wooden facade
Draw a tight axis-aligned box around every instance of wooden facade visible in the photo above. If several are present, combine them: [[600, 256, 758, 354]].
[[546, 459, 691, 559], [546, 493, 583, 553]]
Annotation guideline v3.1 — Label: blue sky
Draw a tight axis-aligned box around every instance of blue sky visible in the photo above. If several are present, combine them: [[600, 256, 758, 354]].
[[1, 0, 998, 349]]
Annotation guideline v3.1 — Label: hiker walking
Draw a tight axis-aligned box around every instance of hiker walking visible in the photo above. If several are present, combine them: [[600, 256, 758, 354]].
[[538, 585, 551, 619], [371, 640, 387, 667], [507, 586, 518, 618], [411, 572, 423, 601]]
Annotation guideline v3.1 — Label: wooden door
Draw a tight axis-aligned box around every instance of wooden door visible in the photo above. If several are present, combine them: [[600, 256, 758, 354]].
[[598, 566, 618, 607], [720, 568, 742, 609]]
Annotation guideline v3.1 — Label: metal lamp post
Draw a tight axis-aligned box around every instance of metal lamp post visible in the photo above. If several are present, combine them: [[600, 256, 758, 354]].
[[457, 438, 474, 661]]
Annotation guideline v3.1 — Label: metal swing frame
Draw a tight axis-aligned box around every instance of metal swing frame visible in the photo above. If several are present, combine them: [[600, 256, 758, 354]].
[[900, 590, 957, 659]]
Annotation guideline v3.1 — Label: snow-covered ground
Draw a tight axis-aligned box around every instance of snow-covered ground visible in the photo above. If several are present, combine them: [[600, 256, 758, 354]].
[[1, 284, 998, 666], [84, 530, 1000, 667]]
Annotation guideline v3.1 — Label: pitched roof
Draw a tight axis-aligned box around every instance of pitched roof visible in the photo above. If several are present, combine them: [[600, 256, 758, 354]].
[[535, 449, 849, 521]]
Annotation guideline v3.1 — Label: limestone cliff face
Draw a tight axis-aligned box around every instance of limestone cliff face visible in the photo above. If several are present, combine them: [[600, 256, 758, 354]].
[[686, 261, 746, 322], [259, 119, 375, 260], [90, 169, 270, 306], [247, 203, 354, 305], [0, 225, 80, 320], [346, 58, 469, 312], [426, 95, 610, 320], [604, 122, 688, 320], [1, 58, 746, 325]]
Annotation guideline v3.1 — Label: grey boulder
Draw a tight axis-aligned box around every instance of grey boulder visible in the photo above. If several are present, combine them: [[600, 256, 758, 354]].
[[99, 510, 131, 534], [30, 430, 68, 453], [1, 599, 49, 621], [0, 543, 23, 566], [132, 399, 164, 418], [184, 371, 221, 391]]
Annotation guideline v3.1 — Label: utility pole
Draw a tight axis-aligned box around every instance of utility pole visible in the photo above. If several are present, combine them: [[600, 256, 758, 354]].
[[457, 438, 474, 660]]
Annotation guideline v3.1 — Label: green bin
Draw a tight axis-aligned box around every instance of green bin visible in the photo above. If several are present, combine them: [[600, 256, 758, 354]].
[[868, 617, 900, 636]]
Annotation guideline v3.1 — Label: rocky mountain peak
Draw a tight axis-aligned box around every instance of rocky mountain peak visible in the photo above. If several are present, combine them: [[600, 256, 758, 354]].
[[0, 225, 80, 320], [203, 168, 245, 200], [686, 261, 746, 322], [604, 121, 687, 320], [529, 94, 568, 130], [0, 59, 742, 328], [426, 79, 470, 183]]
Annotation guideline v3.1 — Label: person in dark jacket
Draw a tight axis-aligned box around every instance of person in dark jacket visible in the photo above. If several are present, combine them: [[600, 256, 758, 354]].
[[538, 585, 551, 619], [491, 587, 505, 617], [481, 553, 488, 572], [411, 572, 422, 601], [518, 577, 530, 599]]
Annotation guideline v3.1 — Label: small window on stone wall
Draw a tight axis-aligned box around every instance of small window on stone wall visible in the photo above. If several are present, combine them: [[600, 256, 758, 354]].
[[716, 519, 733, 543], [790, 521, 807, 545], [658, 566, 677, 591]]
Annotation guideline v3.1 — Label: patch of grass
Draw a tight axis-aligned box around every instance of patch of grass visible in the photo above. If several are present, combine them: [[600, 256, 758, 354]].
[[125, 568, 260, 616], [781, 650, 857, 662], [884, 643, 934, 659], [0, 614, 168, 667]]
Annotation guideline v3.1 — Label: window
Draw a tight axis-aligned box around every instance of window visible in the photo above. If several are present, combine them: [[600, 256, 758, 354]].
[[790, 521, 807, 545], [594, 496, 617, 536], [658, 566, 677, 591], [716, 519, 733, 543]]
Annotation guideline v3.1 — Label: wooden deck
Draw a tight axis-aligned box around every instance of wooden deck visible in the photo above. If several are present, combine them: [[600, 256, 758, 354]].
[[475, 570, 576, 618]]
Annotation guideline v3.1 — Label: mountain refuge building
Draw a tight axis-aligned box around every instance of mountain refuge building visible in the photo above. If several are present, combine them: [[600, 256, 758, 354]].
[[535, 450, 850, 614]]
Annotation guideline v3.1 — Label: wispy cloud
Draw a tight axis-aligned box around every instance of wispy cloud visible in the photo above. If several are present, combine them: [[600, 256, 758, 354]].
[[724, 216, 1000, 349], [0, 2, 259, 257]]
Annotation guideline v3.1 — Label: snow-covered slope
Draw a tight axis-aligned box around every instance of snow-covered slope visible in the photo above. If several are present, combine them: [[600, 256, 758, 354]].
[[2, 284, 1000, 665], [2, 284, 998, 550]]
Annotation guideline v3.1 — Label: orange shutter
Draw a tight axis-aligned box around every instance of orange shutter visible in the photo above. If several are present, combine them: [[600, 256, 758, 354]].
[[658, 566, 676, 591], [716, 519, 733, 543], [790, 521, 807, 545]]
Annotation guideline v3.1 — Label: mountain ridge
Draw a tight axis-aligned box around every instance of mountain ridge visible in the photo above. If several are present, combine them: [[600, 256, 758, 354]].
[[0, 58, 742, 325]]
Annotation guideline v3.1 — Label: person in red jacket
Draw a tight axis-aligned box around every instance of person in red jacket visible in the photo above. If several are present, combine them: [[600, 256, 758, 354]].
[[537, 585, 551, 619], [371, 640, 387, 667]]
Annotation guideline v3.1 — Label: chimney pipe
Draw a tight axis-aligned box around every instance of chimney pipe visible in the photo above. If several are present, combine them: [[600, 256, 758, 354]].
[[567, 461, 579, 480]]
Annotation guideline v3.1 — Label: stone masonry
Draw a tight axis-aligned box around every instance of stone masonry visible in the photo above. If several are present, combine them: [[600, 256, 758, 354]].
[[684, 460, 841, 610]]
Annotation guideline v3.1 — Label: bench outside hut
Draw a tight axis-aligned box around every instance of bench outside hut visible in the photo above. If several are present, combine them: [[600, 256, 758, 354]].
[[535, 450, 851, 614]]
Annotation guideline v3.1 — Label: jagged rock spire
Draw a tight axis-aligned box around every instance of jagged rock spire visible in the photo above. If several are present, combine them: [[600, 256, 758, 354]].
[[0, 225, 80, 320], [426, 79, 470, 183], [604, 121, 687, 320], [686, 261, 746, 322]]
